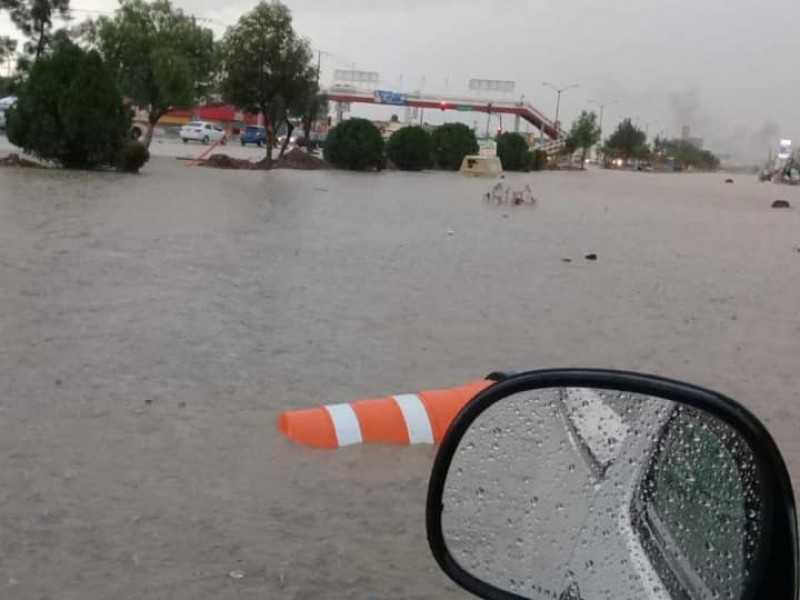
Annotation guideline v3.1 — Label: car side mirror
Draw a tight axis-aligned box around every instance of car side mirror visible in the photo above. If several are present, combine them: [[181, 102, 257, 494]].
[[427, 369, 798, 599]]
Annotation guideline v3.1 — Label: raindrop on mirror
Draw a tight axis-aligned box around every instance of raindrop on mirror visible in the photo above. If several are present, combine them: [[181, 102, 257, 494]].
[[440, 387, 763, 599]]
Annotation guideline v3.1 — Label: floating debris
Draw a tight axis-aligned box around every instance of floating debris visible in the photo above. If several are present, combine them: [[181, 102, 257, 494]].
[[483, 183, 537, 206], [772, 200, 791, 209], [584, 253, 598, 261], [724, 178, 734, 184], [228, 570, 245, 580]]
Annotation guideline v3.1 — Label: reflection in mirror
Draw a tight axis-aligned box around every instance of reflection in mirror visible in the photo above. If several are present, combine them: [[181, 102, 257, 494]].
[[441, 388, 763, 600]]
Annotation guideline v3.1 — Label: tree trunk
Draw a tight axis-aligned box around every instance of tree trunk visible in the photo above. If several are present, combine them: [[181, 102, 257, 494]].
[[142, 109, 169, 148], [35, 21, 46, 58], [580, 148, 588, 170], [278, 120, 293, 159], [263, 106, 273, 167], [142, 112, 161, 148]]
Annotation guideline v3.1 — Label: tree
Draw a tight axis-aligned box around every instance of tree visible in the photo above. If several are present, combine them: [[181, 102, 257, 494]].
[[603, 118, 649, 162], [565, 111, 601, 169], [0, 76, 14, 96], [299, 91, 327, 143], [324, 118, 384, 171], [496, 132, 529, 171], [661, 139, 720, 171], [3, 0, 70, 59], [560, 135, 579, 168], [220, 1, 317, 166], [431, 122, 478, 170], [7, 42, 130, 168], [92, 0, 216, 147], [386, 125, 432, 171]]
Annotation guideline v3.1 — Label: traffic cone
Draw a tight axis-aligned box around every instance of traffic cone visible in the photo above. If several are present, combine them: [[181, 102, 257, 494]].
[[277, 379, 496, 448]]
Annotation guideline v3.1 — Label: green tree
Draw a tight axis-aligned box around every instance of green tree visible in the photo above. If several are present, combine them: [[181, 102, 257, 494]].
[[92, 0, 216, 148], [0, 76, 13, 96], [560, 135, 579, 168], [565, 111, 601, 169], [496, 132, 529, 171], [220, 1, 317, 165], [662, 139, 720, 171], [324, 118, 384, 171], [7, 42, 130, 168], [431, 122, 478, 170], [299, 91, 327, 142], [386, 125, 432, 171], [3, 0, 69, 59], [526, 148, 548, 171], [603, 118, 649, 162]]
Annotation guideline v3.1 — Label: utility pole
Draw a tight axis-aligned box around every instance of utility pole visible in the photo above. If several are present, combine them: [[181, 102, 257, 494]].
[[588, 99, 619, 139], [543, 82, 578, 135], [589, 99, 619, 160], [635, 117, 658, 140]]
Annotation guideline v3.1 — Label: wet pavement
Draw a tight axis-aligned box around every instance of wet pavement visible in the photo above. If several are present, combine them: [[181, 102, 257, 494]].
[[1, 156, 799, 598]]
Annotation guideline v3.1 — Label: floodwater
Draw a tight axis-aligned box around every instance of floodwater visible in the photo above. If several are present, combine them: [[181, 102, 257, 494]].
[[1, 156, 799, 599]]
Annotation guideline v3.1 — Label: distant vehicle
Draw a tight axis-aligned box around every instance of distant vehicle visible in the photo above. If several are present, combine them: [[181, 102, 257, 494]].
[[294, 131, 323, 151], [240, 125, 267, 147], [180, 121, 227, 145], [0, 96, 17, 132]]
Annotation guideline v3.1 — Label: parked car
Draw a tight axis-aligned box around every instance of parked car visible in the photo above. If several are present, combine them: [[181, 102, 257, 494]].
[[0, 96, 17, 132], [240, 125, 267, 147], [180, 121, 227, 145]]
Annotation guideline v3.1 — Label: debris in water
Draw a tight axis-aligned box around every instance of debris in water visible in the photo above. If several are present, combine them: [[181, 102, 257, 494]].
[[561, 258, 572, 263], [228, 570, 245, 580], [484, 183, 537, 206], [447, 229, 455, 236], [724, 178, 734, 184], [144, 398, 153, 405], [584, 253, 598, 261], [772, 200, 791, 208]]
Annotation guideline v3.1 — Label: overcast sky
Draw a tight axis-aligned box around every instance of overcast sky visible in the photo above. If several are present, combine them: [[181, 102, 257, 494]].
[[3, 0, 798, 162]]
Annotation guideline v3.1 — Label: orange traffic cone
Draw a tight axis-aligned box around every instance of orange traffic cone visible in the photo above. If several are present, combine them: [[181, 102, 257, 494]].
[[277, 379, 496, 448]]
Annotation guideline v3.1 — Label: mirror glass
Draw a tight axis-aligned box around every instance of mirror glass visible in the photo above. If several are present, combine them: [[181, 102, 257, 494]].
[[441, 387, 763, 600]]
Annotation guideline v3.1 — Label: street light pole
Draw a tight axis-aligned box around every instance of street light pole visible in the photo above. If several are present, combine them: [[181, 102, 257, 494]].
[[635, 117, 658, 140], [588, 99, 619, 139], [543, 82, 578, 134]]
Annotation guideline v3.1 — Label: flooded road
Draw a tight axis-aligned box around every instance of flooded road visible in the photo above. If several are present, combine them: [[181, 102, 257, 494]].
[[1, 158, 799, 599]]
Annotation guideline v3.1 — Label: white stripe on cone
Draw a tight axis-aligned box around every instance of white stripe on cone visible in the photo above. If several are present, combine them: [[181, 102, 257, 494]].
[[323, 394, 437, 447], [393, 394, 435, 444], [324, 403, 363, 446]]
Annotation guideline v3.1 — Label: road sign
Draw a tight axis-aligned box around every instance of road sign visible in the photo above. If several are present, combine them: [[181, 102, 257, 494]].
[[374, 90, 408, 106], [457, 105, 472, 112]]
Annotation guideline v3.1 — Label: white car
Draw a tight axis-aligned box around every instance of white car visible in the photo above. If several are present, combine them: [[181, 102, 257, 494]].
[[180, 121, 227, 145]]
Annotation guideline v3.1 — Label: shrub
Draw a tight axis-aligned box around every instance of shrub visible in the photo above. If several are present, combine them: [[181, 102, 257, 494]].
[[7, 43, 130, 169], [386, 126, 432, 171], [324, 118, 385, 171], [526, 149, 549, 171], [496, 132, 529, 171], [117, 141, 150, 173], [431, 123, 478, 170]]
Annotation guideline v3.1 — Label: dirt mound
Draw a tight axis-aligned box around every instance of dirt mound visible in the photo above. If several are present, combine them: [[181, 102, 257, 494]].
[[201, 154, 257, 170], [272, 148, 328, 170], [0, 153, 43, 168], [201, 148, 327, 171]]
